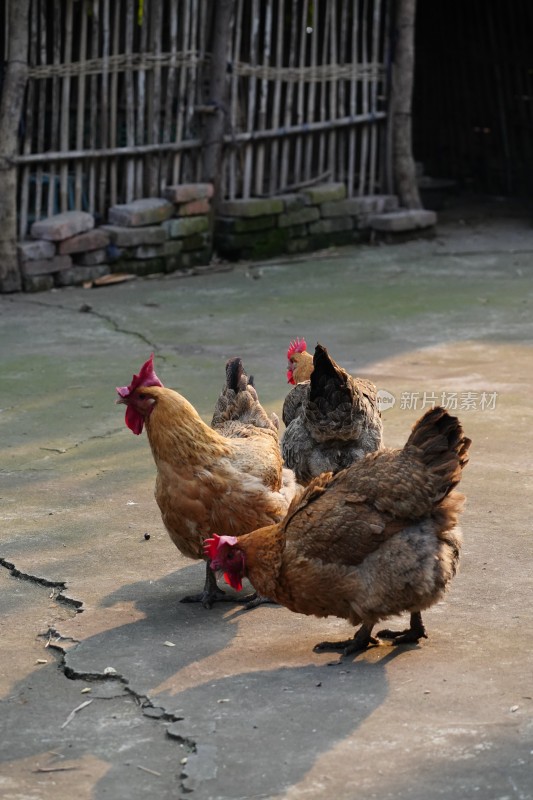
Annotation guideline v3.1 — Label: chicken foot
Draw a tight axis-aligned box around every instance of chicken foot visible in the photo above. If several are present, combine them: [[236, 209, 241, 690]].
[[241, 592, 278, 610], [180, 561, 235, 609], [313, 623, 378, 656], [377, 611, 428, 645]]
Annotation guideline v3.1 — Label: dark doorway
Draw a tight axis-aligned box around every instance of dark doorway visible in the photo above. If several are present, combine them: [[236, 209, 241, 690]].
[[412, 1, 533, 199]]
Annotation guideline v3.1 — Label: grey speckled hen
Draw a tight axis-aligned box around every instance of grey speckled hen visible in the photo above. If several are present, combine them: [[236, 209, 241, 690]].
[[281, 343, 383, 485]]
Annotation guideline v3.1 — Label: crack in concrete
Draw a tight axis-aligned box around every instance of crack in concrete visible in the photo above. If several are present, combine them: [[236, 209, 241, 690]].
[[0, 557, 83, 610], [4, 295, 158, 351], [1, 556, 198, 772]]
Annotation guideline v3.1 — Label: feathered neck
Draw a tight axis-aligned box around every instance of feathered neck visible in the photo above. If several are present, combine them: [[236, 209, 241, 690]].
[[143, 386, 231, 463]]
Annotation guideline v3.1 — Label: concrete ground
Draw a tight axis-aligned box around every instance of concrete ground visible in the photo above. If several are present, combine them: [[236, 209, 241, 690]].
[[1, 197, 532, 800]]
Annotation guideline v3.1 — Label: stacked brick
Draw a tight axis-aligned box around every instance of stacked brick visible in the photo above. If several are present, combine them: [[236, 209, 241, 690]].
[[214, 183, 402, 261], [19, 211, 111, 292], [103, 185, 213, 277]]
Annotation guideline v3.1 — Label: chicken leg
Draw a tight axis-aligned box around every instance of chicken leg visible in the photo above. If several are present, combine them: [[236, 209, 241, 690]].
[[313, 623, 378, 656], [377, 611, 428, 645], [180, 561, 233, 609]]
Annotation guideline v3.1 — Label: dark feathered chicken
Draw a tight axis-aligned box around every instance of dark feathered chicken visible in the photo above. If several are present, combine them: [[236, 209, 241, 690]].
[[281, 343, 383, 484]]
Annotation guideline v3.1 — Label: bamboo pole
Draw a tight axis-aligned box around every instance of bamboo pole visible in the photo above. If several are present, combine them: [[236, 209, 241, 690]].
[[162, 2, 179, 187], [48, 3, 62, 216], [242, 0, 260, 198], [173, 0, 191, 183], [201, 0, 234, 203], [293, 0, 309, 184], [369, 0, 382, 193], [228, 0, 244, 198], [99, 0, 110, 211], [124, 2, 135, 201], [75, 5, 88, 209], [269, 0, 285, 194], [0, 0, 30, 292], [88, 0, 99, 214], [317, 3, 332, 177], [327, 0, 338, 180], [358, 0, 369, 194], [18, 3, 37, 238], [303, 0, 318, 182], [136, 0, 148, 194], [59, 0, 73, 211], [109, 1, 120, 206], [14, 111, 386, 166], [390, 0, 421, 208], [280, 0, 299, 188], [255, 0, 272, 195], [34, 2, 48, 223], [347, 0, 359, 197]]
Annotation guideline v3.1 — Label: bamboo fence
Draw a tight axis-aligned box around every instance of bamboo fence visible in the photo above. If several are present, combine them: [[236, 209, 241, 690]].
[[11, 0, 390, 238]]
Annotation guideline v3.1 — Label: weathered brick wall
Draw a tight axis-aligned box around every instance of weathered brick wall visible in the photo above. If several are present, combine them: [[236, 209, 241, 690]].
[[16, 182, 436, 291], [18, 185, 214, 292], [214, 183, 402, 261]]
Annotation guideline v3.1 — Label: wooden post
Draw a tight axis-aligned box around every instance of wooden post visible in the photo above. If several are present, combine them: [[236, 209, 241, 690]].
[[389, 0, 422, 209], [0, 0, 30, 292], [202, 0, 234, 204]]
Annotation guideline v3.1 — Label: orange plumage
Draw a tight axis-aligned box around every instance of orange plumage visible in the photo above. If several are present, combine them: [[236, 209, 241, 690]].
[[117, 355, 298, 607]]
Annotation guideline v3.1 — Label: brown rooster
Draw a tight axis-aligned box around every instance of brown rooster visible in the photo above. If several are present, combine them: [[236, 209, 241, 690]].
[[282, 342, 383, 485], [116, 354, 298, 607], [206, 406, 471, 654]]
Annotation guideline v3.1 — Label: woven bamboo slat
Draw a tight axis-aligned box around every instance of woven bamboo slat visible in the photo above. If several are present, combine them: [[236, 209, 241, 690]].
[[14, 0, 391, 236]]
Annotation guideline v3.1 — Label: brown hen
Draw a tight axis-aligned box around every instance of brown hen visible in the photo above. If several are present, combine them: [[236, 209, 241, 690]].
[[206, 407, 471, 654]]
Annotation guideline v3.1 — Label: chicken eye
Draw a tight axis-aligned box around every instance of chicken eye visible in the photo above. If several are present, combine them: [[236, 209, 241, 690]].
[[226, 551, 234, 560]]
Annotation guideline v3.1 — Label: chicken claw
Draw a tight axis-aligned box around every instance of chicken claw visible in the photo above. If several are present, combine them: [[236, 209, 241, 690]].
[[241, 592, 278, 610], [180, 562, 235, 609], [313, 624, 378, 656], [377, 611, 428, 645]]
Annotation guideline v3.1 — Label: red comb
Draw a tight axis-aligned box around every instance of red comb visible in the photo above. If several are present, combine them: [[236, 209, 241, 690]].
[[204, 534, 238, 561], [287, 338, 307, 360], [116, 354, 163, 398]]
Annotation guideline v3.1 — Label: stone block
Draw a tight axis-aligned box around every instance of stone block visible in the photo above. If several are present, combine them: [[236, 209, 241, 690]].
[[30, 211, 95, 242], [23, 275, 54, 292], [215, 228, 289, 260], [301, 182, 346, 205], [58, 228, 111, 255], [368, 209, 437, 232], [108, 198, 174, 227], [55, 265, 111, 286], [279, 194, 306, 213], [287, 238, 312, 254], [164, 183, 214, 203], [100, 225, 167, 247], [308, 217, 354, 235], [163, 216, 210, 238], [278, 207, 320, 228], [17, 239, 56, 261], [180, 249, 212, 269], [218, 197, 284, 218], [131, 244, 165, 260], [163, 240, 184, 257], [215, 215, 276, 235], [116, 257, 166, 277], [182, 233, 211, 252], [74, 248, 109, 266], [176, 199, 211, 216], [20, 255, 73, 277]]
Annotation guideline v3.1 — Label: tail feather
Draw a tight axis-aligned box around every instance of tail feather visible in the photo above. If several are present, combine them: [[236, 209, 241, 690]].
[[407, 407, 471, 499], [309, 344, 347, 401], [225, 357, 245, 393]]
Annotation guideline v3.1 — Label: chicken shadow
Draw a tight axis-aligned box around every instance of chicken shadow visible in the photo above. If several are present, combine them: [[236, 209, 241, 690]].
[[1, 562, 408, 800]]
